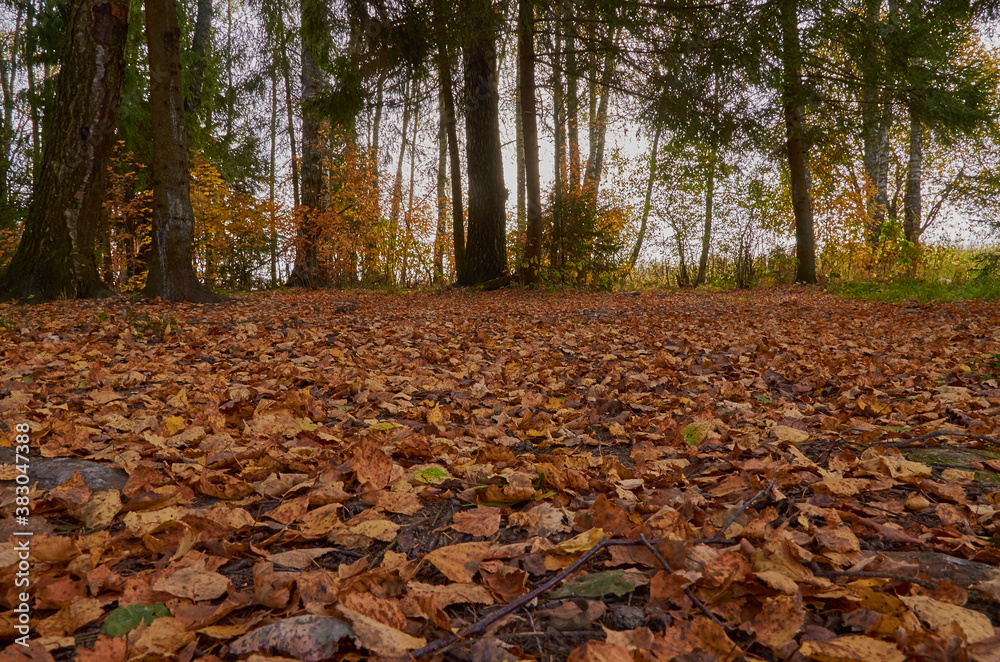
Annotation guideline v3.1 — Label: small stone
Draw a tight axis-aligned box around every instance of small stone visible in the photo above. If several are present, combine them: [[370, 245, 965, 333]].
[[602, 604, 645, 631]]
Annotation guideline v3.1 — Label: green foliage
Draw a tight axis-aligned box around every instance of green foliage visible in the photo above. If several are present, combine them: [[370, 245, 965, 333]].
[[544, 183, 628, 287], [973, 251, 1000, 282], [832, 278, 1000, 302]]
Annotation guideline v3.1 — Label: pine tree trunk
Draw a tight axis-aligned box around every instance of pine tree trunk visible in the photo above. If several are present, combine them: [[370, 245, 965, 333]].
[[0, 0, 127, 301], [780, 0, 816, 284], [519, 0, 542, 285], [458, 0, 507, 286], [143, 0, 220, 302], [903, 101, 922, 245]]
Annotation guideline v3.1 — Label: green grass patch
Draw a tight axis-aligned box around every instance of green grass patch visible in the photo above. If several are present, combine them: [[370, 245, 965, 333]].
[[832, 278, 1000, 302]]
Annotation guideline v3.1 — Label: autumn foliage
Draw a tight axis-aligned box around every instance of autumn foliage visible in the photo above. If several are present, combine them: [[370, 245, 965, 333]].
[[1, 289, 999, 660]]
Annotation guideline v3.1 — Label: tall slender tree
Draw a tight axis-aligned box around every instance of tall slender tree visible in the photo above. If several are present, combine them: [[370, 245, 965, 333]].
[[780, 0, 817, 283], [519, 0, 542, 284]]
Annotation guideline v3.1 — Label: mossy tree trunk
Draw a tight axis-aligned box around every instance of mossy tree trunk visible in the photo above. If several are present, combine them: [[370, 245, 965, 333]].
[[0, 0, 128, 301]]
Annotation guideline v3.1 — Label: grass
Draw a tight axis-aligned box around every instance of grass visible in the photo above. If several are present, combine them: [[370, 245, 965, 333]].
[[832, 278, 1000, 303]]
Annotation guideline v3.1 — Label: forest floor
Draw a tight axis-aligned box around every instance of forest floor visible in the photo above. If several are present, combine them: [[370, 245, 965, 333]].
[[1, 287, 1000, 662]]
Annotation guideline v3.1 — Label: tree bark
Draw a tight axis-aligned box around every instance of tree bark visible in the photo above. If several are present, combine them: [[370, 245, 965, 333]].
[[515, 68, 526, 245], [434, 87, 448, 283], [388, 76, 412, 284], [436, 36, 465, 278], [0, 5, 21, 214], [269, 73, 278, 288], [403, 78, 421, 286], [458, 0, 506, 286], [287, 38, 326, 287], [780, 0, 817, 284], [695, 152, 715, 287], [551, 6, 565, 272], [566, 24, 581, 193], [695, 71, 720, 288], [143, 0, 220, 302], [519, 0, 542, 285], [903, 100, 922, 244], [583, 30, 618, 204], [0, 0, 127, 301]]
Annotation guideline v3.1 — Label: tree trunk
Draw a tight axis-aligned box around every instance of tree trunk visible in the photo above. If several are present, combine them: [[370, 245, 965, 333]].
[[627, 125, 661, 275], [0, 0, 127, 301], [695, 72, 720, 288], [551, 6, 565, 272], [282, 54, 300, 210], [287, 38, 326, 287], [434, 87, 448, 283], [403, 78, 420, 287], [436, 37, 465, 278], [0, 5, 21, 215], [903, 100, 922, 245], [269, 74, 278, 288], [458, 0, 506, 286], [143, 0, 220, 302], [566, 25, 581, 193], [388, 76, 412, 284], [25, 1, 40, 183], [695, 159, 714, 287], [187, 0, 213, 113], [515, 68, 526, 246], [780, 0, 816, 284], [519, 0, 542, 285], [583, 30, 618, 204]]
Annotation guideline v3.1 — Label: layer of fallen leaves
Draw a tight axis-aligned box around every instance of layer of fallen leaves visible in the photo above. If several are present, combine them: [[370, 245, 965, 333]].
[[1, 288, 999, 662]]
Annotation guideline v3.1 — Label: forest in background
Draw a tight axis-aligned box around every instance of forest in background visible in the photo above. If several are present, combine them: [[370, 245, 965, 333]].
[[1, 0, 1000, 300]]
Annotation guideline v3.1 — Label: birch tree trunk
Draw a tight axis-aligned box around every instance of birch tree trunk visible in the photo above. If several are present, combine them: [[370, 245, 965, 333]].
[[0, 0, 128, 301]]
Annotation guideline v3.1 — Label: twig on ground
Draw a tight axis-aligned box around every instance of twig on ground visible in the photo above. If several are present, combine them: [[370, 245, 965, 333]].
[[712, 478, 776, 541], [410, 536, 612, 658], [639, 535, 727, 630], [411, 480, 776, 658], [881, 429, 1000, 449], [810, 563, 938, 590]]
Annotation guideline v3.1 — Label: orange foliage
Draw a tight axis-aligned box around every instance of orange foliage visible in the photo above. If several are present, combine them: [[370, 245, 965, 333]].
[[190, 154, 295, 290]]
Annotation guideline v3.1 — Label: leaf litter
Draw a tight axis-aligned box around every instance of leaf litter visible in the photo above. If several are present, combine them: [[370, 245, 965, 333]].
[[0, 288, 999, 661]]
